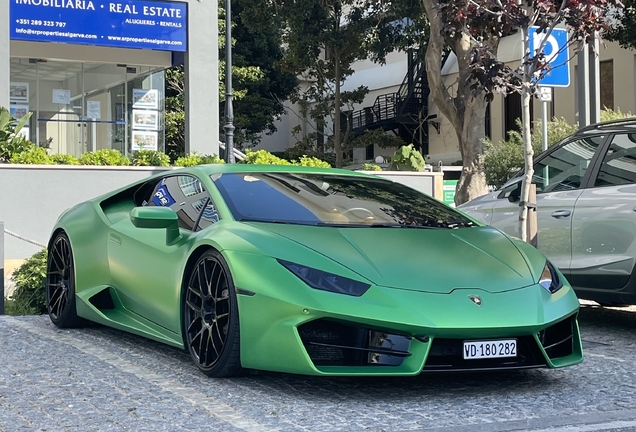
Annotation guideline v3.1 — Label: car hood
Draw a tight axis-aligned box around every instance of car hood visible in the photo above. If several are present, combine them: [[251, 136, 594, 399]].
[[250, 224, 535, 294]]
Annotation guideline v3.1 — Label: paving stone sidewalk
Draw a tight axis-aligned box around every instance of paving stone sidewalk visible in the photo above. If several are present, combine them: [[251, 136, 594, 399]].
[[0, 304, 635, 432]]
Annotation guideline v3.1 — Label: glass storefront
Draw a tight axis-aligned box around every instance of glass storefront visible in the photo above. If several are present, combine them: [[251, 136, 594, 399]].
[[9, 58, 165, 156]]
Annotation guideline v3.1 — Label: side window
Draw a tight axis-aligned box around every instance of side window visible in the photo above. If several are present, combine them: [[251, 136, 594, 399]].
[[146, 175, 219, 231], [594, 133, 636, 187], [533, 136, 604, 193]]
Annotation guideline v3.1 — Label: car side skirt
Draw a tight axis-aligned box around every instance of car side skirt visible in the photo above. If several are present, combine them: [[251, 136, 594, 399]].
[[75, 285, 184, 349]]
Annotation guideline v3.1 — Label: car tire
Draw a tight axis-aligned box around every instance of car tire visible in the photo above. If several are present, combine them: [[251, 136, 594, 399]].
[[46, 232, 84, 328], [182, 249, 243, 377]]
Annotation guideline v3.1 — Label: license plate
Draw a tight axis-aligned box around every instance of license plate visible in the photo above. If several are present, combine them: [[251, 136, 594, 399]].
[[463, 339, 517, 360]]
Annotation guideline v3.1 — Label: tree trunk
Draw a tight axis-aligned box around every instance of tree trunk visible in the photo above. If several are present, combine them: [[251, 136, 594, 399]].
[[518, 84, 534, 242], [422, 0, 492, 205], [453, 95, 489, 205], [334, 53, 343, 168], [517, 25, 535, 243]]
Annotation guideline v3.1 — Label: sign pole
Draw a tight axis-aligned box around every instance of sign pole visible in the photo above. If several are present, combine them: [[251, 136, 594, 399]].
[[539, 87, 551, 152], [542, 101, 548, 151]]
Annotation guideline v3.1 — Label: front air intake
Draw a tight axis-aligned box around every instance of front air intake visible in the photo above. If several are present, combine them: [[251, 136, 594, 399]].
[[297, 320, 412, 367], [538, 315, 575, 359]]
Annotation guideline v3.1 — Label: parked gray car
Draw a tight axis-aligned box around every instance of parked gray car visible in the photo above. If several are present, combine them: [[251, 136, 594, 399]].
[[459, 118, 636, 306]]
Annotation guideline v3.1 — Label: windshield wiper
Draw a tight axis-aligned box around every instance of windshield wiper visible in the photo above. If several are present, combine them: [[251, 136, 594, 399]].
[[369, 223, 444, 229], [238, 218, 294, 224], [314, 222, 445, 229]]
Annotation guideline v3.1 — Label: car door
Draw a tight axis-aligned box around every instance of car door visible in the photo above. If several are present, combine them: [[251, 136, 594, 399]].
[[570, 132, 636, 292], [489, 135, 606, 273], [107, 174, 220, 333]]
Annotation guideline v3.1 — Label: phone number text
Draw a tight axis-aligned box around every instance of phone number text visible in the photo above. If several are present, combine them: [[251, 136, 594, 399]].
[[15, 19, 67, 27]]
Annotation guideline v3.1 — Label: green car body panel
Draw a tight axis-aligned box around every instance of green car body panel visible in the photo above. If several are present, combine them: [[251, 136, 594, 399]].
[[49, 164, 583, 376]]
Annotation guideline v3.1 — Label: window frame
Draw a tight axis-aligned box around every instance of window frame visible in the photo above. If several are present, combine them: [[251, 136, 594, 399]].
[[143, 174, 221, 232], [498, 132, 611, 198], [591, 132, 636, 188]]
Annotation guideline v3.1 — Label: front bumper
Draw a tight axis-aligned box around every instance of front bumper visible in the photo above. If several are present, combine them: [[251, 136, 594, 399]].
[[226, 251, 583, 376]]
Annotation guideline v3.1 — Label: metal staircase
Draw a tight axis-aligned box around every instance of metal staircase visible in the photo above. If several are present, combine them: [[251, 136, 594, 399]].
[[349, 49, 450, 155]]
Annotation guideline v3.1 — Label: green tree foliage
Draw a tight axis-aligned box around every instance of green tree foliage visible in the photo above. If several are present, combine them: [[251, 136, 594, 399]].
[[164, 0, 297, 159], [226, 0, 297, 146], [165, 67, 186, 160], [259, 0, 422, 168], [605, 6, 636, 49]]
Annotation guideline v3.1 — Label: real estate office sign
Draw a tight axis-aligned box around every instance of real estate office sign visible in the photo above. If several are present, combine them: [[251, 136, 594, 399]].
[[10, 0, 187, 52]]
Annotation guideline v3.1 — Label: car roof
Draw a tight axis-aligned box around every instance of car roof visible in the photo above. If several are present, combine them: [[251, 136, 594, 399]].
[[191, 163, 378, 178], [574, 117, 636, 136]]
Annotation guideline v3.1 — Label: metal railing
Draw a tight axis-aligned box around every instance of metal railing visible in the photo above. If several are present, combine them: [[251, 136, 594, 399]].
[[350, 53, 425, 132], [218, 140, 246, 161]]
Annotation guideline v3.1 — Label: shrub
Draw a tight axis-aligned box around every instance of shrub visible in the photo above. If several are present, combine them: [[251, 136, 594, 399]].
[[295, 155, 331, 168], [362, 163, 382, 171], [50, 153, 80, 165], [79, 149, 131, 166], [389, 144, 425, 172], [8, 249, 48, 315], [130, 149, 171, 167], [0, 107, 34, 162], [483, 137, 528, 189], [601, 107, 634, 121], [173, 152, 225, 167], [9, 146, 52, 165], [242, 149, 331, 168], [241, 149, 292, 165]]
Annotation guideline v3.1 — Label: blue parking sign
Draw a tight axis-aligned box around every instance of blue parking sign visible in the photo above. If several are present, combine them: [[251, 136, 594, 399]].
[[529, 27, 570, 87]]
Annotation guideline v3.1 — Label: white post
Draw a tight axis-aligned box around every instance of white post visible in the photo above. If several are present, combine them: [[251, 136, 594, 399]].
[[185, 0, 220, 156], [577, 42, 590, 127], [0, 0, 9, 108], [539, 87, 552, 152], [589, 35, 601, 124]]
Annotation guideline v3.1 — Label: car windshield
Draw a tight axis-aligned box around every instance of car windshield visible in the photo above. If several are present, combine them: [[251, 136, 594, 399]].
[[211, 172, 476, 229]]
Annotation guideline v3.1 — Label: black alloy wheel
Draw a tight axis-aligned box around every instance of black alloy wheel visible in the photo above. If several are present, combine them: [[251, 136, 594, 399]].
[[183, 249, 242, 377], [46, 232, 83, 328]]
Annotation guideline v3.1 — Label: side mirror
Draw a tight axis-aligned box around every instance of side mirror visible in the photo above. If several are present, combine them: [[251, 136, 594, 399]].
[[497, 180, 522, 203], [507, 184, 521, 203], [130, 207, 181, 245]]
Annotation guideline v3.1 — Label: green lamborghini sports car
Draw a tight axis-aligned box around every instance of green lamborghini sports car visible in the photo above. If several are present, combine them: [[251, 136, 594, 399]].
[[46, 164, 583, 377]]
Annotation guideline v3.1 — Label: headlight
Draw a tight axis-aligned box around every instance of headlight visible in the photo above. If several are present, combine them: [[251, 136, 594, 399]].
[[278, 259, 370, 297], [539, 261, 563, 294]]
